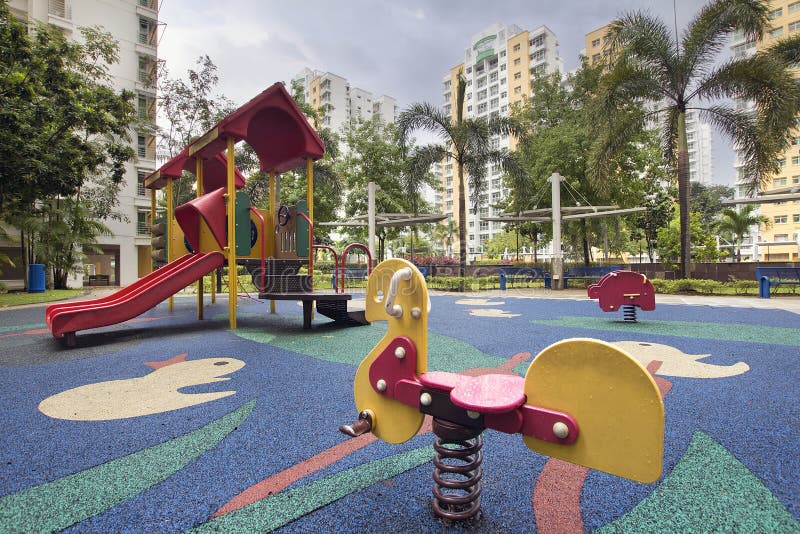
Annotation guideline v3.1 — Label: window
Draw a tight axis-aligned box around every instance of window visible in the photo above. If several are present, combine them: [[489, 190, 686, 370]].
[[530, 35, 544, 47], [531, 50, 545, 62], [137, 171, 148, 196], [592, 54, 601, 63], [770, 26, 785, 38], [793, 137, 800, 146], [500, 50, 506, 57], [513, 43, 520, 52], [794, 214, 800, 223], [500, 91, 507, 99], [466, 67, 472, 74], [592, 38, 600, 47], [136, 211, 151, 236], [137, 93, 155, 121], [477, 103, 488, 114], [775, 177, 788, 186], [791, 20, 800, 32], [775, 215, 788, 224], [500, 78, 506, 85], [514, 86, 522, 94], [791, 1, 800, 13], [480, 221, 489, 230], [794, 176, 800, 184], [769, 8, 783, 19], [469, 221, 475, 228], [513, 58, 521, 66], [443, 80, 451, 90], [490, 85, 498, 96], [137, 54, 156, 85], [476, 77, 487, 88], [138, 17, 157, 46], [793, 156, 800, 165], [775, 233, 790, 241], [467, 105, 472, 112], [490, 98, 498, 109], [500, 64, 506, 71], [514, 72, 521, 80], [477, 89, 487, 100], [778, 157, 788, 166], [137, 133, 155, 159], [489, 71, 498, 82]]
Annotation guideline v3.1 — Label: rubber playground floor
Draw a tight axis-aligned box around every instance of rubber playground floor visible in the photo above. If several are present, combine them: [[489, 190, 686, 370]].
[[0, 288, 798, 533]]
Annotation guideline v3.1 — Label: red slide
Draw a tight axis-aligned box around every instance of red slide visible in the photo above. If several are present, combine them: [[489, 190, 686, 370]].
[[46, 252, 225, 346]]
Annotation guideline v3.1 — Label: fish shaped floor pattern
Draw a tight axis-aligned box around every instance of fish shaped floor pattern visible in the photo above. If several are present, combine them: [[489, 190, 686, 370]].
[[38, 354, 245, 421]]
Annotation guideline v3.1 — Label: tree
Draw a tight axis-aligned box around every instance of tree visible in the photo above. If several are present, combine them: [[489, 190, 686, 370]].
[[595, 0, 800, 278], [1, 4, 137, 287], [632, 184, 675, 262], [336, 118, 419, 260], [157, 56, 236, 206], [513, 63, 666, 265], [397, 68, 521, 276], [657, 212, 721, 265], [717, 204, 770, 261], [690, 182, 735, 231]]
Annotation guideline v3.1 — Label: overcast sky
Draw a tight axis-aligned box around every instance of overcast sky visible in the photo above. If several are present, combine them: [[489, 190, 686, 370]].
[[157, 0, 736, 184]]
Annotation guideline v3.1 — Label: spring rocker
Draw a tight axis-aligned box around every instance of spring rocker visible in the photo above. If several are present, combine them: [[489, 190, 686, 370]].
[[587, 270, 656, 322], [340, 259, 664, 521]]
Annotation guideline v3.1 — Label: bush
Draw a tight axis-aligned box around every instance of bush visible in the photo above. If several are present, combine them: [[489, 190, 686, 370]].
[[0, 281, 7, 294]]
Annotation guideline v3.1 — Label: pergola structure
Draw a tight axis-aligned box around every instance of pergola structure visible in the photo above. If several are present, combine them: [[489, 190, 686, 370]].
[[482, 173, 646, 286]]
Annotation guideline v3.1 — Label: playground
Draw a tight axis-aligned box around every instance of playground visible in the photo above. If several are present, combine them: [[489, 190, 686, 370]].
[[0, 284, 799, 532], [1, 83, 798, 532]]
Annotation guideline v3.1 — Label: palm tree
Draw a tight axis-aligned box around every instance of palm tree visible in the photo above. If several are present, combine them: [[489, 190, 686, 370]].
[[717, 205, 769, 261], [398, 69, 521, 276], [594, 0, 800, 278]]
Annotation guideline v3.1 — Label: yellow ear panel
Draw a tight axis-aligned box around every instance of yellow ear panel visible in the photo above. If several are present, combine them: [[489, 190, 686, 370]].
[[355, 259, 429, 443], [523, 338, 664, 483]]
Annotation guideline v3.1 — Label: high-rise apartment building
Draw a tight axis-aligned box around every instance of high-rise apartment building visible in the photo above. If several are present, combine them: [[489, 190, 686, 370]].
[[293, 68, 397, 133], [5, 0, 158, 287], [730, 1, 800, 261], [439, 23, 563, 258], [584, 24, 714, 184]]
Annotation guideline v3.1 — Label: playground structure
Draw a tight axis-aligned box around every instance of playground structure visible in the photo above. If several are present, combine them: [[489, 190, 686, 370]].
[[588, 270, 656, 322], [341, 258, 665, 521], [46, 83, 370, 345]]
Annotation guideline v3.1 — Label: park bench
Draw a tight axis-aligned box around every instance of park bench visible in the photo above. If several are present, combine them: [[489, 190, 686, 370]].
[[87, 274, 110, 286], [756, 267, 800, 298], [498, 266, 549, 290], [562, 265, 621, 288]]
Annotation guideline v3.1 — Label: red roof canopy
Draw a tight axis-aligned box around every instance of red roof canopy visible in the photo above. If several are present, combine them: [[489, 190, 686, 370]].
[[142, 149, 246, 191], [187, 82, 325, 174]]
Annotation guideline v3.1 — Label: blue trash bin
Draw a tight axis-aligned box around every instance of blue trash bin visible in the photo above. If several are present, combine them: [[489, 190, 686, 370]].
[[28, 264, 46, 293]]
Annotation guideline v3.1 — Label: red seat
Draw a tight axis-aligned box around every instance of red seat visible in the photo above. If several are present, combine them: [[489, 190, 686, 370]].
[[420, 372, 526, 414]]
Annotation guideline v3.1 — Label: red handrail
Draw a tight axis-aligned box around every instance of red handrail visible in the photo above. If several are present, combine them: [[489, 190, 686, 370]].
[[339, 243, 373, 294], [248, 207, 266, 291], [313, 244, 340, 293]]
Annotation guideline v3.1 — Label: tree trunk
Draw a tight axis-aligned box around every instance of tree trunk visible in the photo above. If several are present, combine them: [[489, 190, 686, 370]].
[[581, 218, 590, 265], [457, 163, 467, 277], [677, 112, 691, 279]]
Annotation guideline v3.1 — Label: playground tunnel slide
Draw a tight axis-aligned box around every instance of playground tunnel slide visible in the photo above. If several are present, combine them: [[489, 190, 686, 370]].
[[46, 252, 225, 346]]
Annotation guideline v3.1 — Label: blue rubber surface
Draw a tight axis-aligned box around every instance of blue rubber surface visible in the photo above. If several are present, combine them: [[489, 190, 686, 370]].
[[0, 293, 797, 532]]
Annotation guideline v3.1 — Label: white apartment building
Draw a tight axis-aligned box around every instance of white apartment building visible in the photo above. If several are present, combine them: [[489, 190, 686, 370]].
[[686, 110, 714, 184], [6, 0, 158, 287], [293, 68, 397, 134], [441, 23, 563, 258]]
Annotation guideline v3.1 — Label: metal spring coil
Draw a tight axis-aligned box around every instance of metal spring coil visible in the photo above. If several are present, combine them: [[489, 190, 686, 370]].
[[432, 434, 483, 521], [622, 304, 638, 322]]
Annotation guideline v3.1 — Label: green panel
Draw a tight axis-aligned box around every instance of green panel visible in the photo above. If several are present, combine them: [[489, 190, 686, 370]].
[[296, 200, 309, 257], [235, 192, 252, 256], [476, 49, 495, 62]]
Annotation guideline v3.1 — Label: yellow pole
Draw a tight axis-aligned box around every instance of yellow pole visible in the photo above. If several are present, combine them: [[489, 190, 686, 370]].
[[196, 159, 204, 320], [149, 188, 156, 274], [166, 178, 174, 312], [306, 157, 314, 320], [227, 137, 237, 329], [269, 171, 276, 314]]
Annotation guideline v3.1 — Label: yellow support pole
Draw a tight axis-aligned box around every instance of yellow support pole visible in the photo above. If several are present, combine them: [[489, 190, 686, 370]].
[[166, 178, 174, 312], [306, 157, 314, 230], [227, 137, 237, 330], [306, 157, 314, 320], [149, 188, 156, 274], [196, 159, 204, 320], [268, 171, 276, 313]]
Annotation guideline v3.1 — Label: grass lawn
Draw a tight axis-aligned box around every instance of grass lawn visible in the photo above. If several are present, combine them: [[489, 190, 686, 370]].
[[0, 289, 83, 307]]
